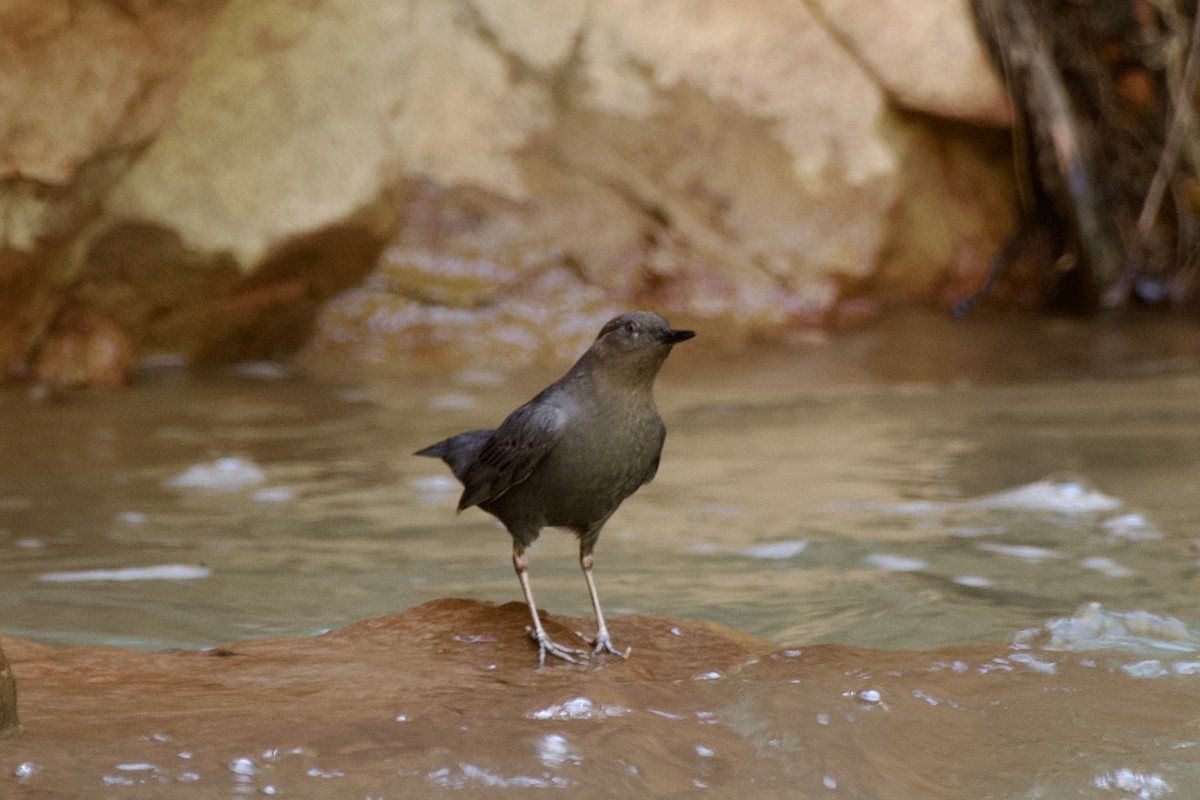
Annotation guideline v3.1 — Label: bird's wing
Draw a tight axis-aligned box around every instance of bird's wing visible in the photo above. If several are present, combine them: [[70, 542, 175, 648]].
[[457, 400, 567, 511]]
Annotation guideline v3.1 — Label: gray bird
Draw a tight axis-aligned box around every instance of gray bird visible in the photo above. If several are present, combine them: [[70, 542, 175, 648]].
[[415, 311, 694, 665]]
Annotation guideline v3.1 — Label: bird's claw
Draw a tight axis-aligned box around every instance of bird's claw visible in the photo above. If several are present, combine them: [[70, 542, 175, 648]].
[[528, 627, 590, 666], [578, 630, 631, 659]]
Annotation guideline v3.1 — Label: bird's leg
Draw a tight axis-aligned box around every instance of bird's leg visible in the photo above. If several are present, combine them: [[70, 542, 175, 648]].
[[580, 543, 631, 659], [512, 543, 589, 666]]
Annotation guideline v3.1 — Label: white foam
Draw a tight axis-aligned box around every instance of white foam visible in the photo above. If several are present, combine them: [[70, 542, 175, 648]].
[[427, 764, 573, 789], [527, 696, 629, 720], [164, 457, 267, 491], [251, 487, 296, 504], [428, 393, 476, 411], [966, 478, 1122, 514], [1102, 513, 1160, 540], [1079, 556, 1133, 578], [740, 540, 808, 560], [977, 542, 1064, 562], [39, 564, 211, 583], [536, 733, 582, 768], [1015, 603, 1200, 657], [411, 475, 460, 494], [1094, 768, 1170, 798], [862, 553, 926, 572]]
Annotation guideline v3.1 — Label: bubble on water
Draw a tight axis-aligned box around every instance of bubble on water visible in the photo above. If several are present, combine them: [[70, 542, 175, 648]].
[[116, 762, 157, 772], [823, 774, 838, 789], [953, 575, 993, 588], [428, 393, 477, 411], [165, 457, 267, 491], [227, 757, 257, 777], [428, 763, 574, 789], [692, 671, 722, 681], [1122, 659, 1169, 679], [252, 487, 295, 504], [14, 762, 38, 780], [858, 689, 882, 703], [1095, 767, 1170, 798], [647, 708, 686, 721], [1009, 652, 1057, 674], [1079, 556, 1134, 578], [39, 564, 211, 583], [695, 745, 715, 758], [410, 475, 460, 495], [740, 540, 808, 560], [977, 542, 1064, 562], [537, 733, 582, 768], [306, 767, 344, 778], [1018, 603, 1200, 655], [862, 553, 925, 572], [527, 696, 629, 720], [1102, 513, 1161, 540], [261, 785, 278, 796], [816, 712, 830, 725], [102, 775, 135, 786], [968, 477, 1122, 514]]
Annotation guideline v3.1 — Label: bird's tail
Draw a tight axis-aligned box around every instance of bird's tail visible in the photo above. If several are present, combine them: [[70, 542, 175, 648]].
[[413, 429, 493, 485]]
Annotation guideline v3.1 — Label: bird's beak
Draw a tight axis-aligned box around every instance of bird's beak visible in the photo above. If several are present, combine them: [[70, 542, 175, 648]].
[[663, 328, 696, 344]]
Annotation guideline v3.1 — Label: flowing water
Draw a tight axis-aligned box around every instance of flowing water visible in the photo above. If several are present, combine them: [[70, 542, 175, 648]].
[[4, 311, 1200, 797]]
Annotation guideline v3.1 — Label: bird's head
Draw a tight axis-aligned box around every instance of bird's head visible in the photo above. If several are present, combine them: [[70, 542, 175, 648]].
[[583, 311, 695, 384]]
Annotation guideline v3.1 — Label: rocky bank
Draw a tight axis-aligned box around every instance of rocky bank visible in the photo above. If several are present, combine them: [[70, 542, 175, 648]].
[[0, 0, 1014, 385]]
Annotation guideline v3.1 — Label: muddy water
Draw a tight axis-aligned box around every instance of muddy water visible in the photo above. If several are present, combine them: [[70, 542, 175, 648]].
[[4, 311, 1200, 796]]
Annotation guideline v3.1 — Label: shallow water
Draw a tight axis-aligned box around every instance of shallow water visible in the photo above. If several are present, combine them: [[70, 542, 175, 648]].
[[3, 313, 1200, 653], [5, 311, 1200, 796]]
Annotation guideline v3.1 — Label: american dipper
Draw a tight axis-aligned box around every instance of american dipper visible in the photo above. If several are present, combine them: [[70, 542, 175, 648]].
[[415, 311, 694, 665]]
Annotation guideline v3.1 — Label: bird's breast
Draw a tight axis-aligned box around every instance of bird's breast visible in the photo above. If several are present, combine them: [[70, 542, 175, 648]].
[[529, 401, 664, 527]]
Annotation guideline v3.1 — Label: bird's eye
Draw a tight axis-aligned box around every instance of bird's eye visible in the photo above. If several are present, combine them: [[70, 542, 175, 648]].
[[623, 321, 639, 336]]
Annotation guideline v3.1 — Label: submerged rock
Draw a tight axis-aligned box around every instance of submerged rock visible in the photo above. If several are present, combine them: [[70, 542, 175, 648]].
[[4, 599, 1200, 797]]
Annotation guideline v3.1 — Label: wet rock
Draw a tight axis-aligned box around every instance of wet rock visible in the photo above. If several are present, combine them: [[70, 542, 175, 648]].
[[31, 306, 133, 389], [0, 641, 16, 738], [5, 599, 1200, 797]]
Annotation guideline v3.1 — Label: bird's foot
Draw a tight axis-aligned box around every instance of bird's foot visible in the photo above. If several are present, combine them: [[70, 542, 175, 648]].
[[528, 627, 590, 666], [583, 631, 631, 660]]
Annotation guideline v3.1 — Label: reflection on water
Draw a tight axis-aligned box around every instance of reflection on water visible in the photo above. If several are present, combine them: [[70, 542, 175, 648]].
[[4, 312, 1200, 796]]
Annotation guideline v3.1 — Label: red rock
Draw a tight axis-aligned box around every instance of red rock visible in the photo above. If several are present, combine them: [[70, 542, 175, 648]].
[[4, 599, 1200, 797]]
